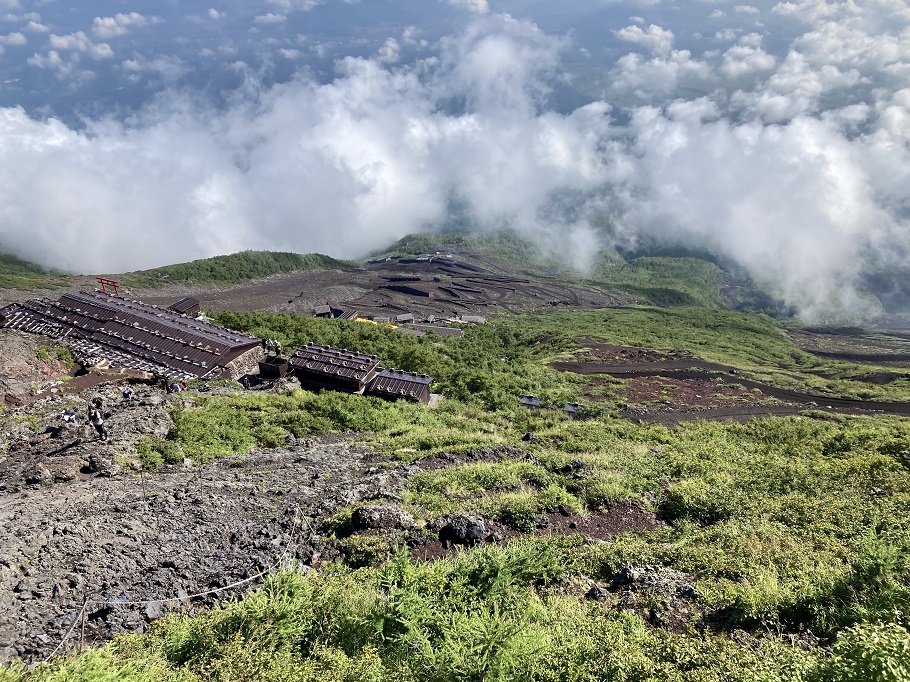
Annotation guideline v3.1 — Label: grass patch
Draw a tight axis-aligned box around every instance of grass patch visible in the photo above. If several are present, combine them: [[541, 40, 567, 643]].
[[0, 252, 71, 290], [120, 251, 355, 289]]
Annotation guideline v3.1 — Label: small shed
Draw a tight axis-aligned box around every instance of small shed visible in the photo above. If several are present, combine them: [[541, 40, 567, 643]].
[[520, 395, 541, 409], [461, 315, 487, 324], [373, 316, 391, 324], [563, 402, 588, 419], [314, 305, 333, 318], [367, 369, 434, 404], [395, 313, 415, 323], [169, 297, 201, 317], [288, 343, 380, 393]]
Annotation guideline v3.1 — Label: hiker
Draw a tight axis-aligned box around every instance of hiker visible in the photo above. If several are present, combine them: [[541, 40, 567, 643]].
[[274, 340, 282, 355], [179, 379, 187, 392], [87, 399, 108, 441], [61, 410, 77, 423], [170, 380, 182, 393], [122, 387, 134, 401]]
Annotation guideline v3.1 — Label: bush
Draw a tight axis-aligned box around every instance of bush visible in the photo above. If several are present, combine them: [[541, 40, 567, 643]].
[[813, 623, 910, 681], [137, 438, 184, 470]]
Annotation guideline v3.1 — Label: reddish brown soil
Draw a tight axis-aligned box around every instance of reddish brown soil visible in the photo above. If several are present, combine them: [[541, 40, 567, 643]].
[[600, 376, 784, 410], [410, 501, 661, 561], [553, 346, 910, 425]]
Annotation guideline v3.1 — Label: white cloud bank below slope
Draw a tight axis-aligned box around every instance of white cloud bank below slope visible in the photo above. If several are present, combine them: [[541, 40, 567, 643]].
[[1, 4, 909, 320]]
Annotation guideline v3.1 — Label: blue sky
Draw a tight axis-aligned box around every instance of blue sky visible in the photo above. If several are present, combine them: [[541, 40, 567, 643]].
[[1, 0, 909, 319]]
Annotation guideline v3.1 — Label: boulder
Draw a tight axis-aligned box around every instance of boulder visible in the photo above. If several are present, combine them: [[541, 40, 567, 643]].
[[438, 514, 486, 547], [23, 465, 52, 486], [350, 504, 416, 532]]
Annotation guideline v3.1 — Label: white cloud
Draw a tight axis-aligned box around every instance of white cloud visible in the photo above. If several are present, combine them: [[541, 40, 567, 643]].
[[267, 0, 323, 12], [615, 23, 674, 57], [721, 44, 776, 78], [377, 37, 400, 64], [446, 0, 489, 14], [1, 15, 608, 275], [92, 13, 153, 39], [208, 9, 225, 20], [735, 5, 760, 14], [23, 20, 47, 32], [2, 11, 37, 21], [48, 31, 114, 59], [609, 49, 714, 101], [254, 13, 287, 24], [0, 30, 24, 45], [278, 48, 301, 59], [401, 26, 427, 48], [120, 54, 186, 83], [26, 49, 67, 72]]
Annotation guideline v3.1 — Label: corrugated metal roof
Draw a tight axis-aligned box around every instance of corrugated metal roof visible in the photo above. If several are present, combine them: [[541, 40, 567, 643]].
[[394, 327, 425, 337], [0, 291, 260, 379], [288, 343, 380, 382], [169, 297, 200, 314], [408, 325, 464, 338], [367, 369, 433, 400]]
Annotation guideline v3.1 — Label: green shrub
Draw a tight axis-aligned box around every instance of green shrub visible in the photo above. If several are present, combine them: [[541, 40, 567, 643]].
[[813, 622, 910, 681], [340, 535, 392, 568], [137, 438, 184, 470]]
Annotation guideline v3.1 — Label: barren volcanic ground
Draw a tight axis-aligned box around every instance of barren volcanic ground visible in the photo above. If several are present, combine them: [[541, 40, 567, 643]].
[[130, 254, 636, 319]]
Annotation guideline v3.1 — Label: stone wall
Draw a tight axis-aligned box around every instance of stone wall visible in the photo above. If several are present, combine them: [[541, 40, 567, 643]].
[[223, 346, 266, 379]]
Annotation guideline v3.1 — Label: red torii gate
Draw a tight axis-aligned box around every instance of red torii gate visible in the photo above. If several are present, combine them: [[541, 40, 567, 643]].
[[96, 276, 120, 295]]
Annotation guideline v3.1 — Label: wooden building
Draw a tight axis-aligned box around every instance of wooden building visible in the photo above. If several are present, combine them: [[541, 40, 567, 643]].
[[0, 291, 262, 380], [168, 297, 201, 317], [367, 369, 434, 404], [288, 343, 381, 393]]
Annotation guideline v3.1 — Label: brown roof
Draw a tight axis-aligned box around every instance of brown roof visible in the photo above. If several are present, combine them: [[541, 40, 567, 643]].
[[0, 291, 260, 379], [288, 343, 380, 382], [169, 297, 200, 314], [367, 369, 433, 400]]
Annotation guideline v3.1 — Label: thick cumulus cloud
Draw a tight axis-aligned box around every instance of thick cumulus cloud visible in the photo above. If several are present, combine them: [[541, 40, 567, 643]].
[[2, 2, 910, 320], [0, 15, 612, 274]]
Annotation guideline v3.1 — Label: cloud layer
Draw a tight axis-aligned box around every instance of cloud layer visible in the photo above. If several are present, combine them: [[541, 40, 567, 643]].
[[1, 1, 910, 321]]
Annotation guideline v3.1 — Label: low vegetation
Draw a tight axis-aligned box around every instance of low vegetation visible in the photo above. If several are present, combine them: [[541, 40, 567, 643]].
[[120, 251, 355, 288], [15, 407, 910, 680], [34, 345, 74, 369], [370, 231, 558, 266], [590, 254, 726, 308], [9, 289, 910, 679], [0, 253, 70, 290]]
